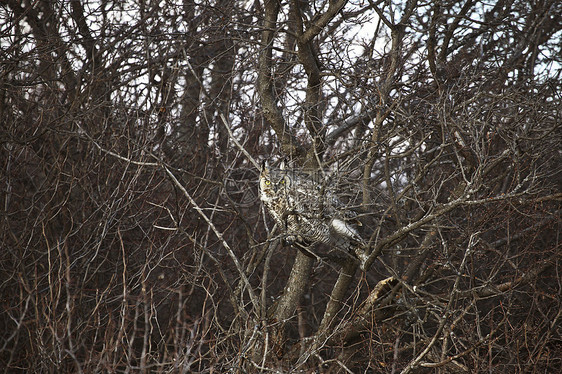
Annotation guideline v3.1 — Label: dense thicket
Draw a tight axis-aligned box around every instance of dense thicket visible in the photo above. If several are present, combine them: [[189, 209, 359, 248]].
[[1, 0, 561, 372]]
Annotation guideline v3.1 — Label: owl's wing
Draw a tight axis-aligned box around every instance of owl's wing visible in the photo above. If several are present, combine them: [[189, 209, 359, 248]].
[[331, 218, 361, 240], [326, 189, 365, 243]]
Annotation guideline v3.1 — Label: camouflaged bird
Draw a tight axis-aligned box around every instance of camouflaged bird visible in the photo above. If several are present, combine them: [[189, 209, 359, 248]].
[[259, 160, 367, 263]]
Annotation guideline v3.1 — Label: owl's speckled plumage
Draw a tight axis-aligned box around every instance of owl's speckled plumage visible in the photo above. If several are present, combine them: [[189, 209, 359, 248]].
[[259, 160, 365, 254]]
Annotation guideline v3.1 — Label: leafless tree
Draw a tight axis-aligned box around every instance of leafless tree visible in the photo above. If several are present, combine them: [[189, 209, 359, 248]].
[[1, 0, 560, 373]]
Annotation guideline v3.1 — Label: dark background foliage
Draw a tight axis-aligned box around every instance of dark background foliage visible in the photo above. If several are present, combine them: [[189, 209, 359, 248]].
[[1, 0, 561, 372]]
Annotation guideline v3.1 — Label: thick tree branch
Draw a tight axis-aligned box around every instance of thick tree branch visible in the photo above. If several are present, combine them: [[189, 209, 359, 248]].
[[257, 0, 305, 159], [300, 0, 348, 44], [291, 0, 327, 165], [270, 251, 315, 321]]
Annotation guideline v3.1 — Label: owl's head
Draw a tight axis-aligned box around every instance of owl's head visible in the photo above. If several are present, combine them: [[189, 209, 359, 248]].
[[259, 160, 291, 202]]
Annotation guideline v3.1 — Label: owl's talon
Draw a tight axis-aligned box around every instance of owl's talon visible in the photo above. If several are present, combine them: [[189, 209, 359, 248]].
[[283, 235, 297, 246]]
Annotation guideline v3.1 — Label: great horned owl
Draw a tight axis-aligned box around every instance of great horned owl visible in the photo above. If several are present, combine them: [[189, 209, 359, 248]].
[[259, 160, 366, 260]]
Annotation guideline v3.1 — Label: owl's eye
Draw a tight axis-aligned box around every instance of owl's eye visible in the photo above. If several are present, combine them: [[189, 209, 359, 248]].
[[264, 180, 271, 185], [280, 179, 285, 184]]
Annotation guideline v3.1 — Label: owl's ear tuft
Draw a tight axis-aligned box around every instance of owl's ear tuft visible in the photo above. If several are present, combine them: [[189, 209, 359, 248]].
[[279, 158, 288, 171], [261, 160, 269, 173]]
